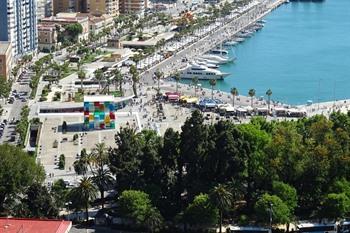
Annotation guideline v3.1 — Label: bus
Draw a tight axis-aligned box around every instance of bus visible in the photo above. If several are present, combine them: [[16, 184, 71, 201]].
[[296, 222, 337, 233], [227, 226, 271, 233]]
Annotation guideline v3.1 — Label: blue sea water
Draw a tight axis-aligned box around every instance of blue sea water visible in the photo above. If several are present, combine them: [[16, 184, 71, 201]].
[[195, 0, 350, 105]]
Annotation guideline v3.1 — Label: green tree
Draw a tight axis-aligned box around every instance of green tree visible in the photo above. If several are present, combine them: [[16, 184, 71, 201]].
[[65, 23, 83, 42], [0, 76, 11, 98], [51, 179, 69, 209], [154, 69, 163, 96], [191, 76, 199, 97], [174, 72, 181, 93], [73, 149, 89, 176], [0, 144, 45, 214], [58, 154, 65, 170], [209, 79, 217, 100], [130, 65, 140, 97], [248, 88, 256, 108], [22, 183, 58, 218], [89, 143, 114, 209], [255, 193, 291, 225], [230, 87, 238, 107], [184, 193, 218, 228], [272, 181, 297, 213], [210, 184, 233, 233], [69, 177, 97, 222], [77, 69, 86, 91], [266, 89, 272, 113], [112, 68, 124, 95], [109, 127, 142, 192], [94, 69, 104, 92], [321, 193, 350, 219], [119, 190, 163, 231]]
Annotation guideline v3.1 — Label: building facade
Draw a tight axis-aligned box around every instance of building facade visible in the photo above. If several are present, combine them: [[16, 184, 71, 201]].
[[37, 24, 58, 52], [0, 42, 13, 80], [41, 13, 89, 41], [90, 0, 119, 16], [37, 0, 53, 19], [0, 0, 38, 57], [119, 0, 145, 15], [52, 0, 88, 15]]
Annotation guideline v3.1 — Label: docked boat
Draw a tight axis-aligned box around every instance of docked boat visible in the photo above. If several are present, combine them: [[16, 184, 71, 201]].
[[195, 60, 219, 69], [179, 63, 229, 80], [210, 49, 229, 56], [235, 37, 245, 42], [200, 54, 234, 64], [224, 40, 238, 46]]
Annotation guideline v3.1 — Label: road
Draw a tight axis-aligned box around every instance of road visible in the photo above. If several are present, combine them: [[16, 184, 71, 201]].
[[0, 70, 32, 144]]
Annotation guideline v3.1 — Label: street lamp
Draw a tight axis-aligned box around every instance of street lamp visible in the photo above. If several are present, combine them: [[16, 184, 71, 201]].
[[269, 203, 273, 230]]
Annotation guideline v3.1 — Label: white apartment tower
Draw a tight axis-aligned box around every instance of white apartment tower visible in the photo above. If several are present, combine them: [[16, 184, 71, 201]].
[[0, 0, 38, 57]]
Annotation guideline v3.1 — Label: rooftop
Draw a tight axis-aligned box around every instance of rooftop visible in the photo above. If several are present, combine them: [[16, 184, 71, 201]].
[[0, 218, 72, 233], [84, 95, 115, 102], [0, 41, 11, 54]]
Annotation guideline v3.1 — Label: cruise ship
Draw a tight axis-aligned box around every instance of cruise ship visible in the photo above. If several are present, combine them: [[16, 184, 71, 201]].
[[179, 63, 229, 80]]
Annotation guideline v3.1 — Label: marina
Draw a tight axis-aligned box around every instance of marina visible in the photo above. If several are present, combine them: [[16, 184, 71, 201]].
[[210, 0, 350, 105]]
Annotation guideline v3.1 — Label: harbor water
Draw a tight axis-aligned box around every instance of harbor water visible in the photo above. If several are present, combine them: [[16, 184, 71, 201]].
[[199, 0, 350, 105]]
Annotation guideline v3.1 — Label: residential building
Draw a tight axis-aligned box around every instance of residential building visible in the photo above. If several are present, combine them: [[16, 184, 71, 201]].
[[37, 0, 53, 18], [52, 0, 88, 15], [119, 0, 145, 15], [87, 14, 114, 35], [0, 0, 38, 57], [90, 0, 119, 16], [0, 218, 72, 233], [37, 24, 58, 52], [0, 42, 13, 80], [41, 13, 89, 41]]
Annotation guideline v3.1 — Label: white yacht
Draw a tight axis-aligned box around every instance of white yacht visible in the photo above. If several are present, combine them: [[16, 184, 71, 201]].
[[179, 63, 229, 80], [210, 49, 229, 56], [195, 60, 219, 69], [224, 41, 238, 46], [200, 54, 233, 64]]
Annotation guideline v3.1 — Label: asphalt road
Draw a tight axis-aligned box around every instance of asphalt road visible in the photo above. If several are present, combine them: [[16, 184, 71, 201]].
[[0, 70, 32, 144]]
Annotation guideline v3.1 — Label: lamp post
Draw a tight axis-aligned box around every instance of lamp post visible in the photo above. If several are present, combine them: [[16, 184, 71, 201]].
[[269, 203, 273, 231]]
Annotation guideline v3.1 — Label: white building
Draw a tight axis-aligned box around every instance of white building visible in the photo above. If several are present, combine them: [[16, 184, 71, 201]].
[[0, 0, 38, 57]]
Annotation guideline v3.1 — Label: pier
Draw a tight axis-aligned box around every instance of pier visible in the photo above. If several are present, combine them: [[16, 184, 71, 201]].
[[141, 0, 287, 81]]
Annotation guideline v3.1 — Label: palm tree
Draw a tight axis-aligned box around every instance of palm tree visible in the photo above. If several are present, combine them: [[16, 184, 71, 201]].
[[77, 69, 86, 92], [89, 143, 114, 209], [192, 76, 199, 97], [94, 69, 104, 92], [70, 177, 97, 222], [209, 79, 217, 100], [266, 89, 272, 113], [154, 69, 163, 96], [209, 184, 233, 233], [174, 72, 181, 93], [112, 69, 123, 96], [248, 89, 256, 108], [130, 65, 139, 98], [230, 87, 238, 107]]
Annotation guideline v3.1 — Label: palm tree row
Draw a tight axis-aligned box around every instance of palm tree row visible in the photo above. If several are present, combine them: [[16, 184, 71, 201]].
[[230, 87, 272, 109]]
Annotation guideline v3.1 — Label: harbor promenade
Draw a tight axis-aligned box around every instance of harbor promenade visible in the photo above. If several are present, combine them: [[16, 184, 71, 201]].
[[141, 0, 287, 81]]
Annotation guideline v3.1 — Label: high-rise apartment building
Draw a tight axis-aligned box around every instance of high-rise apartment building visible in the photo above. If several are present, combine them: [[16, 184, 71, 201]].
[[37, 0, 52, 19], [52, 0, 88, 15], [0, 0, 38, 57], [119, 0, 145, 15], [90, 0, 119, 16]]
